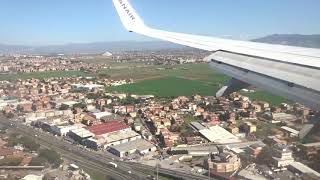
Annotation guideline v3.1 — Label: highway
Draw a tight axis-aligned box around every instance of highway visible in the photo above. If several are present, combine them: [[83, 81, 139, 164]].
[[0, 115, 136, 180], [0, 115, 209, 180]]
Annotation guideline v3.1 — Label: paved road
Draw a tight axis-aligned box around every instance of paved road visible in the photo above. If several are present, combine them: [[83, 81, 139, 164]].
[[0, 116, 136, 180], [0, 115, 209, 180]]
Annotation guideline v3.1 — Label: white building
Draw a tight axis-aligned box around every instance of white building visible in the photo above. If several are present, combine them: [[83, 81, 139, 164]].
[[108, 139, 156, 157], [71, 83, 104, 90], [199, 125, 240, 144], [22, 174, 43, 180], [281, 126, 299, 137], [93, 111, 112, 120], [51, 124, 84, 136], [83, 130, 141, 150], [272, 144, 294, 167], [69, 128, 94, 142], [288, 162, 320, 178]]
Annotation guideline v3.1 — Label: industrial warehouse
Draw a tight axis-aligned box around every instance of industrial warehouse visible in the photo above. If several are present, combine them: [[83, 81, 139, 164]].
[[108, 139, 157, 158]]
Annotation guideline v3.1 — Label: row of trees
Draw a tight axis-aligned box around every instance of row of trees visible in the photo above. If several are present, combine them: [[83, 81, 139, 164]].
[[38, 149, 63, 168], [6, 134, 40, 152], [5, 133, 63, 168]]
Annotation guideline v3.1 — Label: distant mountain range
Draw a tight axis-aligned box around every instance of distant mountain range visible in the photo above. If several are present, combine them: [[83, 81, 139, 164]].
[[1, 34, 319, 54], [0, 41, 185, 55], [253, 34, 320, 48]]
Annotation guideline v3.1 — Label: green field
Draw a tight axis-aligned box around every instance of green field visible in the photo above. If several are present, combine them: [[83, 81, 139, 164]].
[[242, 91, 290, 106], [0, 71, 90, 81], [108, 76, 221, 97], [105, 63, 288, 105], [99, 63, 230, 82], [107, 76, 287, 106]]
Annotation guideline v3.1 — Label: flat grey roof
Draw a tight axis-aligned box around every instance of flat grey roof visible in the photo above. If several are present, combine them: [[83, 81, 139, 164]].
[[190, 122, 206, 131], [289, 162, 320, 177], [302, 142, 320, 147], [171, 144, 218, 153], [110, 139, 155, 152]]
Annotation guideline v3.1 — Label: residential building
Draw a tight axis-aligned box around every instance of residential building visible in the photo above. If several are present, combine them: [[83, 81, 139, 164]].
[[246, 144, 264, 159], [206, 150, 241, 173], [226, 125, 239, 134], [243, 122, 257, 134], [271, 144, 294, 167]]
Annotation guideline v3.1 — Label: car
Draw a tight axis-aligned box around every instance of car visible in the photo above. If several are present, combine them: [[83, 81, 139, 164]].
[[127, 171, 132, 174]]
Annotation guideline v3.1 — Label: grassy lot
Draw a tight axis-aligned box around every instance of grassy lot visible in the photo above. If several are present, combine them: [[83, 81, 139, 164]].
[[242, 91, 290, 106], [99, 63, 230, 82], [106, 63, 288, 105], [107, 76, 221, 97], [254, 121, 280, 138], [0, 71, 90, 81], [237, 119, 280, 139], [81, 166, 106, 180]]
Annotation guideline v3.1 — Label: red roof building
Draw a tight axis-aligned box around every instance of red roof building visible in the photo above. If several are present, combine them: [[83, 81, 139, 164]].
[[87, 121, 130, 136], [0, 148, 14, 157]]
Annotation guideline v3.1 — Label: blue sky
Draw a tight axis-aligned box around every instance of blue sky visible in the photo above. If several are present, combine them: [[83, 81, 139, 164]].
[[0, 0, 319, 45]]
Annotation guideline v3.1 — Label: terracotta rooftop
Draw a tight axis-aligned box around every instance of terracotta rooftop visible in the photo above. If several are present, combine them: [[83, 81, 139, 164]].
[[0, 148, 14, 157], [87, 121, 129, 136]]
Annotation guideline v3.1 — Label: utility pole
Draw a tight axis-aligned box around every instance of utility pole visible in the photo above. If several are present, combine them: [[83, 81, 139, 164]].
[[208, 146, 211, 180], [208, 165, 210, 180], [156, 161, 159, 180]]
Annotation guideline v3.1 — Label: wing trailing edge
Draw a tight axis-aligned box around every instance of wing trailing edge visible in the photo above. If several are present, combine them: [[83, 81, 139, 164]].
[[112, 0, 320, 110], [112, 0, 320, 69]]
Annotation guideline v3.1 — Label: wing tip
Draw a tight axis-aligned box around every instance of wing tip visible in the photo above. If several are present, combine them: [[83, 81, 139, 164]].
[[112, 0, 146, 32]]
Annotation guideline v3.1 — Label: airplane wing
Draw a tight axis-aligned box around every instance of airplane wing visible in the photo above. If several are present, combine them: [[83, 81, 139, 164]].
[[112, 0, 320, 110]]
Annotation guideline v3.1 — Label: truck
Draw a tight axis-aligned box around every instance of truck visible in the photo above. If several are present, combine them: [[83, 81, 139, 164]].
[[108, 162, 118, 168]]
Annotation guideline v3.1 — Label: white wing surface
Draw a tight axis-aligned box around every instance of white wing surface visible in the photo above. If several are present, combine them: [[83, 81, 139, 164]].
[[112, 0, 320, 110]]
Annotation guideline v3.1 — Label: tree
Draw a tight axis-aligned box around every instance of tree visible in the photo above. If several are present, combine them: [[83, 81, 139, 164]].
[[98, 73, 111, 79], [59, 104, 69, 110], [29, 157, 46, 166], [86, 93, 101, 100], [19, 136, 40, 152], [0, 157, 23, 166], [6, 112, 14, 119], [6, 134, 20, 147], [6, 135, 40, 152], [120, 96, 139, 105], [73, 103, 86, 109], [256, 146, 272, 165], [39, 149, 63, 168], [179, 122, 193, 137]]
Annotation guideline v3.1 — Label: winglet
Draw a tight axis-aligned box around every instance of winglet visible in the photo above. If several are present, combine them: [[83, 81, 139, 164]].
[[112, 0, 146, 32]]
